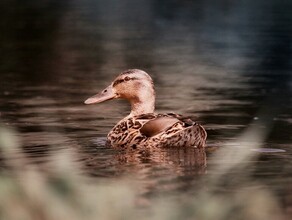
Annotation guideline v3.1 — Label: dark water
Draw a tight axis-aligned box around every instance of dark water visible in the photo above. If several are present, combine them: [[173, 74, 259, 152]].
[[0, 0, 292, 217]]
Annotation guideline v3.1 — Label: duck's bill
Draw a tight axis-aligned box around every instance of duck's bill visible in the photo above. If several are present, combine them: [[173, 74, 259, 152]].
[[84, 85, 116, 104]]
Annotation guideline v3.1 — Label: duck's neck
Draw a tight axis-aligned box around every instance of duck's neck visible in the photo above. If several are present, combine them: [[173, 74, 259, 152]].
[[129, 91, 155, 117]]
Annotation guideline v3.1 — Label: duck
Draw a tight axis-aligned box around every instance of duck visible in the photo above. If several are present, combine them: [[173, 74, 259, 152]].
[[84, 69, 207, 149]]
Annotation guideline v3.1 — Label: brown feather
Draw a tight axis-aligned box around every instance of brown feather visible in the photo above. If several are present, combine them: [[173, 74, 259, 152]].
[[140, 117, 180, 137]]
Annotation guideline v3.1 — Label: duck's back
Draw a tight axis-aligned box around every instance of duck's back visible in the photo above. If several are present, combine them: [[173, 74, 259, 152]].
[[107, 113, 207, 149]]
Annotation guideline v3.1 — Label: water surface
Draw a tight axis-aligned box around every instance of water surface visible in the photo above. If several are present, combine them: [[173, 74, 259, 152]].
[[0, 0, 291, 217]]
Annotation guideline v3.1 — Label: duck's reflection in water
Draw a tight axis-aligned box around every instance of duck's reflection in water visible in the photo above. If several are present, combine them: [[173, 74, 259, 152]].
[[114, 147, 206, 173], [82, 138, 207, 196], [114, 147, 207, 196]]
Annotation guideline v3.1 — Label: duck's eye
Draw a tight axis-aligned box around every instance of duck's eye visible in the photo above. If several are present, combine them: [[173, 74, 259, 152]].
[[124, 76, 130, 81]]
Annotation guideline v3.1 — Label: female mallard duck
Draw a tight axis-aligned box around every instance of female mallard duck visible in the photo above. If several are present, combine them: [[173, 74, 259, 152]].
[[84, 69, 207, 149]]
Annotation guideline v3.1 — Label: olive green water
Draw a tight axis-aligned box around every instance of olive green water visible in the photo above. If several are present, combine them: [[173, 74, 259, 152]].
[[0, 0, 291, 218]]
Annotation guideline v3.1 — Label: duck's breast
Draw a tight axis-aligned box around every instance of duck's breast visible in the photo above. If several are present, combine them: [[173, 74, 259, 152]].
[[107, 116, 148, 148]]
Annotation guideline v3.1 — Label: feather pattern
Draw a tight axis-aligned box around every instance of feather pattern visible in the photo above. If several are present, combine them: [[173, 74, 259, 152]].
[[107, 113, 207, 149]]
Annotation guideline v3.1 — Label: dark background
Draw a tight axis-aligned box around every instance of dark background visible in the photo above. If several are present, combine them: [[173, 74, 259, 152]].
[[1, 0, 291, 142]]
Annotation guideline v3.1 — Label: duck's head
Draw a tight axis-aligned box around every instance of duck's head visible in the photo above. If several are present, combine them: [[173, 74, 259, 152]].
[[84, 69, 155, 116]]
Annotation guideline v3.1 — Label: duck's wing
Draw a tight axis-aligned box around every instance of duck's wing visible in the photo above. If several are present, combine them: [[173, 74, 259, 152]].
[[140, 116, 180, 137]]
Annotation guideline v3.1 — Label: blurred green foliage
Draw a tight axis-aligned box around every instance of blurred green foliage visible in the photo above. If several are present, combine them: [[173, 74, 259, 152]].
[[0, 125, 285, 220]]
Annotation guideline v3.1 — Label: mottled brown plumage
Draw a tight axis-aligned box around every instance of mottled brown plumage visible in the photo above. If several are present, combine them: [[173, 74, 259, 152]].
[[85, 69, 207, 149]]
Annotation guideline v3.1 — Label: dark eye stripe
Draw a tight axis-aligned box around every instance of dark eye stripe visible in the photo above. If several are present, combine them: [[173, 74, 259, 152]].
[[113, 77, 138, 87]]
